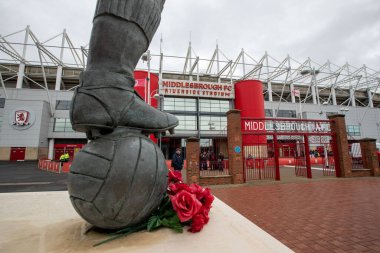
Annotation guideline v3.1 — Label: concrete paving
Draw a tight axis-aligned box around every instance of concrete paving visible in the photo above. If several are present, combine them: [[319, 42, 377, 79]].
[[0, 191, 293, 253], [212, 177, 380, 253]]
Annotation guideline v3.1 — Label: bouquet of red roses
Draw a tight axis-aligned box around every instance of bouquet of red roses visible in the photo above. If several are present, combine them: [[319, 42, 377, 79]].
[[146, 170, 214, 233], [95, 170, 214, 246], [165, 170, 214, 232]]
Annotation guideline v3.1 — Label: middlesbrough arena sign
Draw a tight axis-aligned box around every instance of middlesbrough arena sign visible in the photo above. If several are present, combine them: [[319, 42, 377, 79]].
[[161, 80, 235, 99]]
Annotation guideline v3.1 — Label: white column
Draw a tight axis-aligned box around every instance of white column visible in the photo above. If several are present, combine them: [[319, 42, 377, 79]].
[[55, 66, 63, 90], [48, 139, 55, 160], [290, 83, 296, 103], [315, 83, 320, 105], [367, 89, 373, 108], [241, 49, 246, 77], [331, 87, 337, 105], [16, 26, 29, 89], [55, 29, 66, 91], [16, 63, 25, 89], [268, 81, 273, 102], [311, 85, 317, 104], [350, 87, 356, 107]]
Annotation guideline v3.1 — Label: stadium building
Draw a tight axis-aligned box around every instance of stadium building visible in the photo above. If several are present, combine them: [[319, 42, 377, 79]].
[[0, 27, 379, 161]]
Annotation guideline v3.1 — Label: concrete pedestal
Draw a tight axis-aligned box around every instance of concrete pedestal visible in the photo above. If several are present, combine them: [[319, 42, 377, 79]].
[[0, 192, 293, 253]]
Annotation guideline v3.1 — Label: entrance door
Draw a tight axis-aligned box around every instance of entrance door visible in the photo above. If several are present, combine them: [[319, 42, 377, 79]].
[[10, 147, 26, 161], [295, 142, 308, 177], [243, 141, 276, 181]]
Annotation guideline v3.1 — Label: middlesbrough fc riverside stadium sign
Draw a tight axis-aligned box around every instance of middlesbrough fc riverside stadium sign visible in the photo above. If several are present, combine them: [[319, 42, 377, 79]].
[[242, 118, 332, 135], [161, 80, 235, 99]]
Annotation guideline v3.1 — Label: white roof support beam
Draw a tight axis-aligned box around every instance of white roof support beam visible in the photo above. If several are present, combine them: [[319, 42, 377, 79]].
[[368, 78, 380, 108], [189, 56, 199, 76], [348, 75, 362, 107], [240, 54, 266, 81], [265, 52, 273, 102], [64, 33, 84, 68], [267, 56, 288, 81], [241, 49, 246, 77], [287, 56, 296, 104], [367, 88, 374, 108], [183, 42, 192, 75], [217, 60, 232, 78], [16, 26, 30, 89], [275, 70, 291, 117], [226, 50, 243, 78], [331, 87, 337, 105], [241, 64, 263, 81], [350, 88, 356, 107], [0, 35, 28, 63], [0, 72, 8, 98], [205, 48, 217, 74], [55, 29, 66, 91]]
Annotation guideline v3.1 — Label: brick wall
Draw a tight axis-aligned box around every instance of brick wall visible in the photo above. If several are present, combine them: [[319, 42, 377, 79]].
[[199, 175, 233, 186], [328, 114, 352, 177], [359, 138, 380, 177], [352, 170, 372, 177], [227, 110, 244, 184], [185, 137, 200, 184]]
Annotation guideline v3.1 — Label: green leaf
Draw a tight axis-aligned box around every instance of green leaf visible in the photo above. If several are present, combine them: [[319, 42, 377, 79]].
[[161, 215, 183, 233], [162, 208, 177, 218], [158, 195, 172, 215], [147, 215, 162, 231], [93, 222, 147, 247]]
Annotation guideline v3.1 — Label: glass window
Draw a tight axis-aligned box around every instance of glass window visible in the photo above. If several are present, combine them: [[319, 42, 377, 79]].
[[54, 118, 74, 132], [0, 98, 5, 108], [175, 115, 197, 130], [163, 97, 196, 112], [199, 99, 230, 113], [265, 109, 274, 117], [275, 110, 296, 118], [200, 116, 227, 131], [55, 100, 71, 110], [346, 125, 361, 136], [64, 120, 73, 132]]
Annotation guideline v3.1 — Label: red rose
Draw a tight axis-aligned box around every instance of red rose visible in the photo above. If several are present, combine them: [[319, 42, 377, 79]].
[[168, 182, 190, 195], [189, 184, 204, 199], [202, 188, 214, 209], [189, 184, 214, 208], [168, 170, 183, 183], [170, 190, 202, 222], [188, 213, 207, 233], [198, 206, 210, 224]]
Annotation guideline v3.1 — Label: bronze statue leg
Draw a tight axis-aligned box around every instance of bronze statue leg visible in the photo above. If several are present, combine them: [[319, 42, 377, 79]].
[[70, 0, 177, 138]]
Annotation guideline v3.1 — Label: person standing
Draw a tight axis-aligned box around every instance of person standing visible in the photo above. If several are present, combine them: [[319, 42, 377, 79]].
[[217, 152, 225, 171], [200, 151, 208, 170], [246, 154, 254, 168], [209, 151, 216, 170], [171, 148, 184, 171]]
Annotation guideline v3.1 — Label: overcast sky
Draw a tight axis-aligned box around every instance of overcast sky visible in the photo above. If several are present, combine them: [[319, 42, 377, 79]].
[[0, 0, 379, 70]]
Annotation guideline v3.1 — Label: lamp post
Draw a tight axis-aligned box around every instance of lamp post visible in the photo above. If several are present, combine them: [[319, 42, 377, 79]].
[[141, 50, 152, 104], [150, 89, 164, 148]]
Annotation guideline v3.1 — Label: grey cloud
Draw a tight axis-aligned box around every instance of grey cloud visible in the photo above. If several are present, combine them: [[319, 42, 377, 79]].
[[0, 0, 379, 70]]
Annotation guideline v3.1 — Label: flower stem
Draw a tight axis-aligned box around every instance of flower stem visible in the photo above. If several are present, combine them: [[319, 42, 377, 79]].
[[93, 222, 148, 247]]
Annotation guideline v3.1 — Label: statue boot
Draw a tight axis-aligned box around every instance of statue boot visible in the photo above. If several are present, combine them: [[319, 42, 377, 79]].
[[70, 0, 178, 138]]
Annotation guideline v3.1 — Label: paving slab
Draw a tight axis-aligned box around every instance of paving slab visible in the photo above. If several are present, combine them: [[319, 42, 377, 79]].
[[212, 178, 380, 253], [0, 191, 293, 253]]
